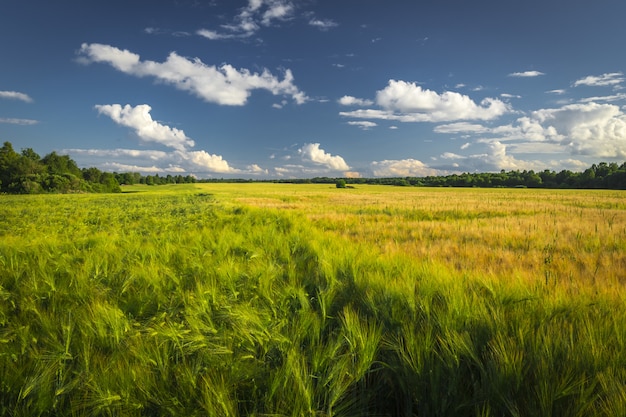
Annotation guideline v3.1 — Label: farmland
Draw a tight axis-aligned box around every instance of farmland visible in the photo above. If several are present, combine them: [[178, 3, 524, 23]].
[[1, 184, 625, 416]]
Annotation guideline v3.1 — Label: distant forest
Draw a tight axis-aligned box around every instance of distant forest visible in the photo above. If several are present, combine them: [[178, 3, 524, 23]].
[[2, 140, 626, 193]]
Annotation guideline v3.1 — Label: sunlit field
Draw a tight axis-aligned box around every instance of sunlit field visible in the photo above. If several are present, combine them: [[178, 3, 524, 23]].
[[1, 184, 625, 416]]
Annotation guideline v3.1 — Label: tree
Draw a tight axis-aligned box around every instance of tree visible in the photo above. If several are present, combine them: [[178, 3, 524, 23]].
[[0, 141, 20, 190], [336, 179, 347, 188]]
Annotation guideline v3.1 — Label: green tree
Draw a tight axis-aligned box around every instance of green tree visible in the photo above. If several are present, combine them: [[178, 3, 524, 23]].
[[336, 179, 347, 188], [42, 151, 82, 177], [0, 141, 20, 191]]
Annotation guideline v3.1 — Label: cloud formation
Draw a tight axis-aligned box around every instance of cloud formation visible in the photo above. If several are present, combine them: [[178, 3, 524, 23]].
[[508, 71, 545, 77], [529, 102, 626, 158], [435, 141, 541, 172], [197, 0, 295, 40], [299, 143, 350, 171], [573, 72, 624, 87], [309, 17, 338, 30], [0, 118, 38, 125], [433, 101, 626, 160], [348, 121, 377, 130], [95, 104, 195, 151], [338, 95, 374, 106], [370, 159, 438, 177], [66, 147, 243, 174], [0, 90, 33, 103], [88, 104, 247, 174], [340, 80, 510, 123], [78, 43, 307, 106]]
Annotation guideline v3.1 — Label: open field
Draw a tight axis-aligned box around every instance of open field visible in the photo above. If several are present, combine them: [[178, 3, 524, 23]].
[[1, 184, 625, 416]]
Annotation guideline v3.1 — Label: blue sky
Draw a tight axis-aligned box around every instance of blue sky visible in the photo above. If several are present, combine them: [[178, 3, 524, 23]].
[[2, 0, 626, 178]]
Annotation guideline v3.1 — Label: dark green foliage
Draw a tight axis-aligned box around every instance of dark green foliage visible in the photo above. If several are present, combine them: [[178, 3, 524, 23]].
[[248, 162, 626, 189], [0, 141, 121, 194]]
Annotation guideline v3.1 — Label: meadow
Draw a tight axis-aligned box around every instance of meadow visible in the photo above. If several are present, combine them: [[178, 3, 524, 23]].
[[1, 183, 625, 416]]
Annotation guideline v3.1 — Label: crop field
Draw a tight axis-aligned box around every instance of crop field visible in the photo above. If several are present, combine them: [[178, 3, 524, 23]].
[[1, 184, 625, 416]]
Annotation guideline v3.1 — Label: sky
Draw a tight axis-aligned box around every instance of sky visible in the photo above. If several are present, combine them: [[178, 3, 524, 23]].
[[2, 0, 626, 179]]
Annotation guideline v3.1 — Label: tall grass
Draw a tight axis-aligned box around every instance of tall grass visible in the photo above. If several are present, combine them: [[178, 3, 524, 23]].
[[1, 184, 625, 416]]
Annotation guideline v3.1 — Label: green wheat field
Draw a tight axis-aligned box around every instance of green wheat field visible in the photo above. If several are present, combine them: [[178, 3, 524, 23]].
[[1, 184, 625, 416]]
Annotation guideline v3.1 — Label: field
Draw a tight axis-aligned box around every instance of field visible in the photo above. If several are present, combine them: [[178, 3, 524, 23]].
[[1, 184, 625, 416]]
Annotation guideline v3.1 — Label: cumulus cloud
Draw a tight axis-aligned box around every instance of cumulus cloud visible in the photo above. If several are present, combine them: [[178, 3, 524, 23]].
[[348, 121, 377, 130], [434, 141, 543, 172], [0, 90, 33, 103], [508, 71, 545, 77], [370, 159, 438, 177], [341, 80, 510, 124], [376, 80, 509, 120], [82, 104, 251, 175], [528, 102, 626, 157], [66, 147, 243, 175], [95, 104, 195, 151], [434, 101, 626, 160], [338, 95, 374, 106], [299, 143, 350, 171], [573, 72, 624, 87], [78, 43, 307, 105], [0, 118, 38, 125]]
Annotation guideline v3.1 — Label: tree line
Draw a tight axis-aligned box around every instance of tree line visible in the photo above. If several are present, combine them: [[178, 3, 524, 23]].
[[263, 162, 626, 189], [3, 140, 626, 193], [0, 141, 122, 194]]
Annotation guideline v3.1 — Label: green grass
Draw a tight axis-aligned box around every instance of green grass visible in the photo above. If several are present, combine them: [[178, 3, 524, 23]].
[[1, 185, 625, 416]]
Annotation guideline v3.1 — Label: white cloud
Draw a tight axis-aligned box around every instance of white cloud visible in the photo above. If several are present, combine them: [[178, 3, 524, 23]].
[[547, 89, 567, 95], [376, 80, 509, 120], [508, 71, 545, 77], [529, 102, 626, 157], [196, 29, 246, 40], [501, 93, 521, 99], [95, 104, 195, 151], [348, 121, 377, 130], [370, 159, 438, 177], [342, 80, 509, 123], [66, 147, 241, 175], [78, 43, 307, 105], [338, 95, 374, 106], [436, 101, 626, 160], [182, 150, 236, 173], [83, 104, 248, 175], [578, 93, 626, 103], [309, 18, 338, 30], [434, 122, 490, 134], [261, 1, 294, 25], [573, 72, 624, 87], [0, 118, 38, 125], [0, 90, 33, 103], [435, 141, 543, 172], [299, 143, 350, 171], [197, 0, 295, 40], [246, 164, 268, 175]]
